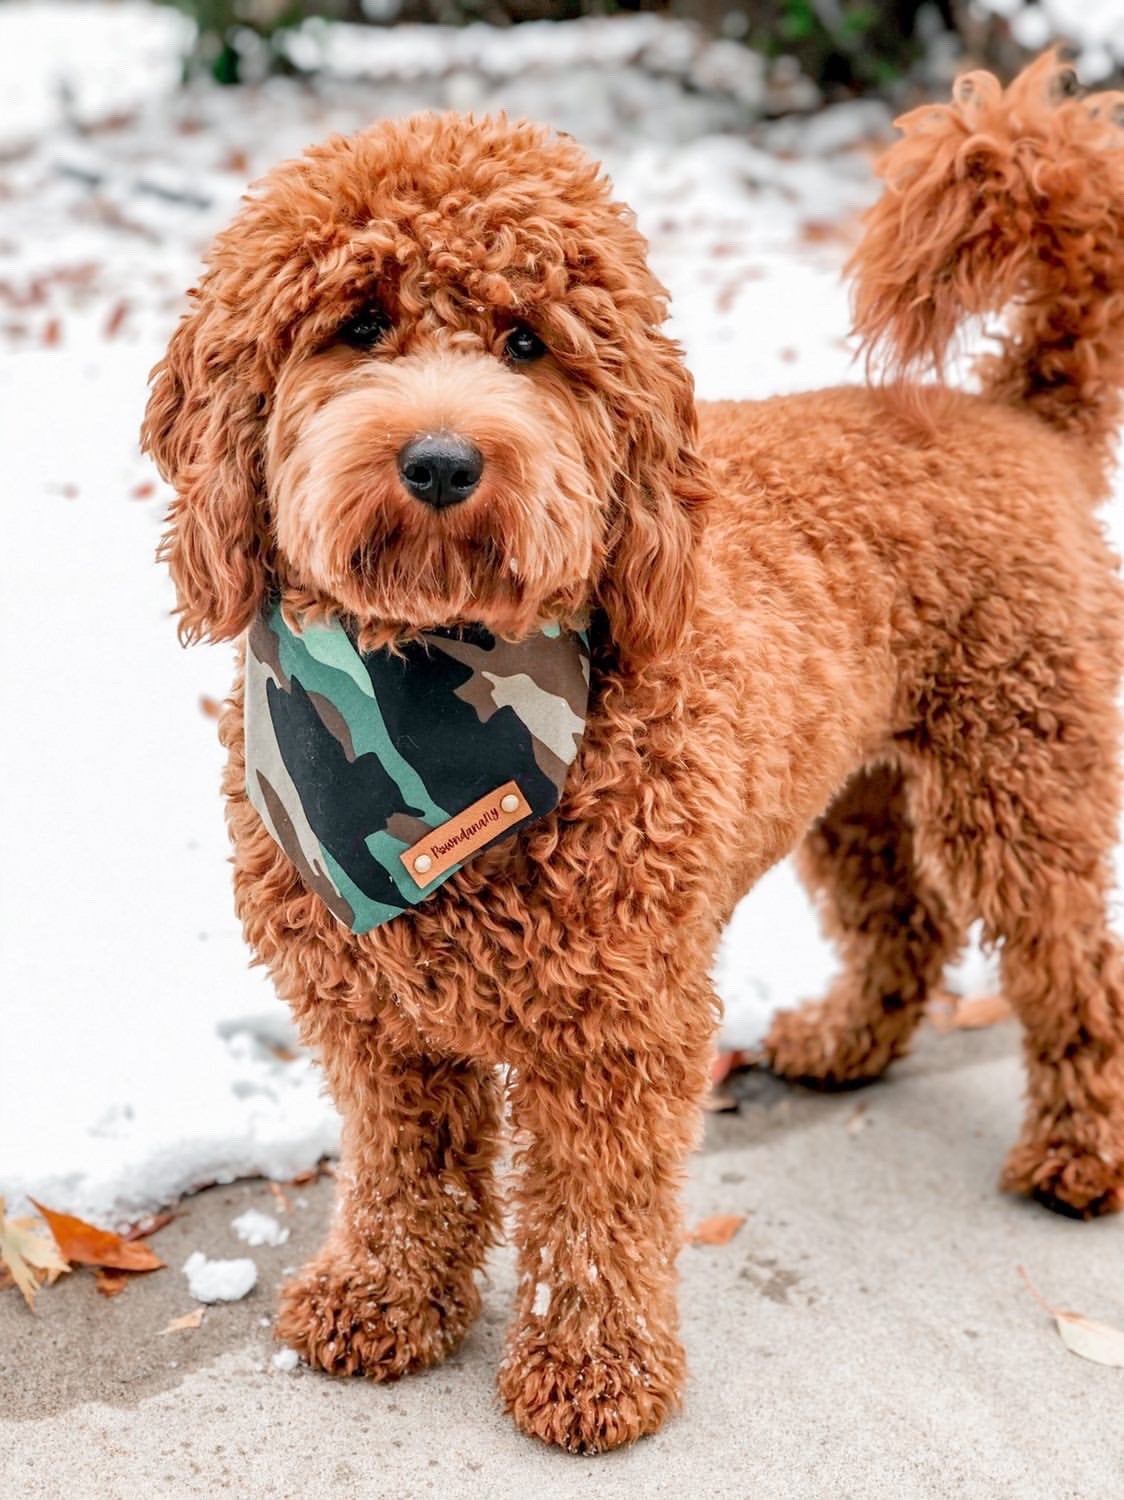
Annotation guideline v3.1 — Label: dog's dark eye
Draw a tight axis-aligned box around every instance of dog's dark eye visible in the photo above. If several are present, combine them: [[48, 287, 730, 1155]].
[[339, 307, 390, 349], [504, 325, 547, 364]]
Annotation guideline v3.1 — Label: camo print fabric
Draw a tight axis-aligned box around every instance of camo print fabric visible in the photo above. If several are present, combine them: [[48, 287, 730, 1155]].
[[244, 599, 591, 933]]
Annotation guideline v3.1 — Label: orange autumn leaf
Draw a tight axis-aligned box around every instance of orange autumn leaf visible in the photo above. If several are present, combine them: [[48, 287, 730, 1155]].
[[710, 1048, 754, 1086], [929, 991, 1012, 1034], [689, 1214, 745, 1246], [29, 1200, 165, 1273], [951, 994, 1012, 1029]]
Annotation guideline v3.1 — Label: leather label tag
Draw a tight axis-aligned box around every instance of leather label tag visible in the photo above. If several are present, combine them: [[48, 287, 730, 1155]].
[[400, 780, 531, 888]]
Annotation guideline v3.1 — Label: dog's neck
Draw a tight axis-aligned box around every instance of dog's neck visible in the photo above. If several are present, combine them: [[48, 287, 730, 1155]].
[[243, 600, 591, 933]]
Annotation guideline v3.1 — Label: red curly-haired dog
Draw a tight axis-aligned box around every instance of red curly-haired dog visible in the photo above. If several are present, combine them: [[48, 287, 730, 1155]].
[[144, 54, 1124, 1452]]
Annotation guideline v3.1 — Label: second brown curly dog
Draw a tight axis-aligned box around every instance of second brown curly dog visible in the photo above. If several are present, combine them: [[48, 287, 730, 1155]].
[[143, 54, 1124, 1453]]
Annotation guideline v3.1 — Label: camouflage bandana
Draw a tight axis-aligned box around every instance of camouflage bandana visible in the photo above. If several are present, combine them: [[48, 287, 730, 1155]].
[[244, 600, 590, 933]]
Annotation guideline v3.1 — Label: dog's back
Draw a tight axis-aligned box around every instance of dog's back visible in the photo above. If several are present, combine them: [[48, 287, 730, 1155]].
[[698, 47, 1124, 770]]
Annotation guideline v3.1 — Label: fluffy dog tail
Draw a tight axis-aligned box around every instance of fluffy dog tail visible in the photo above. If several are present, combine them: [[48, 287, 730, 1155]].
[[849, 52, 1124, 467]]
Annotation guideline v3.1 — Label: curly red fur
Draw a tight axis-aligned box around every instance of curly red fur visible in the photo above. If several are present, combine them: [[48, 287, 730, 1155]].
[[849, 51, 1124, 469], [145, 64, 1124, 1454]]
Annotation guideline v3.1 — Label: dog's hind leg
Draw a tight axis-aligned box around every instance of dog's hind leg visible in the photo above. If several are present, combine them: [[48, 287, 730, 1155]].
[[902, 663, 1124, 1218], [763, 762, 963, 1087], [274, 1009, 503, 1375]]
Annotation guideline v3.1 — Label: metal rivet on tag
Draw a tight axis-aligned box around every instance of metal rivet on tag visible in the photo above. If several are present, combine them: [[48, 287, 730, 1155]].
[[500, 793, 520, 814], [414, 853, 433, 875]]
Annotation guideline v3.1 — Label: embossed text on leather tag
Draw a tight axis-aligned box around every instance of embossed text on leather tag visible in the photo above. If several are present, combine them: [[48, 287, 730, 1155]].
[[400, 780, 531, 888]]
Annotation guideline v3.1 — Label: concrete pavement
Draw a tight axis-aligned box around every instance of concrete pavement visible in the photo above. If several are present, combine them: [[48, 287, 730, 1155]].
[[2, 1020, 1121, 1499]]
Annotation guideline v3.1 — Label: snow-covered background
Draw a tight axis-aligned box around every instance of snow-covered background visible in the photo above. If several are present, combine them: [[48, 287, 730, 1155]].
[[2, 0, 1121, 1223]]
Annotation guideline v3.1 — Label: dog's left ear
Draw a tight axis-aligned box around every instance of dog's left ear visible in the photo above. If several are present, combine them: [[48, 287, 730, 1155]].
[[142, 284, 274, 646], [597, 330, 711, 673]]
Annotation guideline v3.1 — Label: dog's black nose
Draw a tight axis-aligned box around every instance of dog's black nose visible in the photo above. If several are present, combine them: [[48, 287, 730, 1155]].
[[397, 434, 483, 510]]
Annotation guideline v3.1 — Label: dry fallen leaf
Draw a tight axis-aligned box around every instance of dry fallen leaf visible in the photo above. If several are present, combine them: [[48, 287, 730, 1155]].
[[30, 1199, 165, 1273], [950, 994, 1012, 1030], [123, 1211, 176, 1243], [160, 1308, 205, 1334], [929, 992, 1012, 1034], [268, 1182, 292, 1215], [710, 1049, 752, 1086], [94, 1268, 130, 1299], [103, 299, 130, 338], [688, 1214, 745, 1246], [846, 1101, 871, 1136], [0, 1196, 70, 1309], [799, 218, 850, 245], [1019, 1266, 1124, 1369]]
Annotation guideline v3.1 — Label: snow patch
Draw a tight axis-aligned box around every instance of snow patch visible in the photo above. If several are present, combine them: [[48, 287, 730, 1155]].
[[232, 1209, 290, 1248], [271, 1346, 301, 1373], [0, 1, 192, 148], [183, 1251, 259, 1304]]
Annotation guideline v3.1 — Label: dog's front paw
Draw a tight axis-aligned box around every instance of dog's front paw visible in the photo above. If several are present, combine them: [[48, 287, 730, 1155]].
[[1002, 1134, 1124, 1219], [276, 1251, 480, 1378], [498, 1328, 683, 1454], [763, 994, 911, 1089]]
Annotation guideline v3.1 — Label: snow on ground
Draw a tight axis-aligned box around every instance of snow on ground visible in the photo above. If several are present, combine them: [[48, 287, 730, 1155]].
[[1, 4, 1120, 1222], [182, 1250, 258, 1303], [232, 1210, 290, 1248]]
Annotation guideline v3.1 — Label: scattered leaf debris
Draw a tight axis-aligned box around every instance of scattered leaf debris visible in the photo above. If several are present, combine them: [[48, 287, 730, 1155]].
[[711, 1049, 753, 1086], [1019, 1266, 1124, 1369], [94, 1268, 130, 1299], [928, 992, 1012, 1034], [846, 1101, 871, 1135], [0, 1197, 70, 1310], [161, 1308, 206, 1334], [124, 1211, 177, 1242], [688, 1214, 746, 1246]]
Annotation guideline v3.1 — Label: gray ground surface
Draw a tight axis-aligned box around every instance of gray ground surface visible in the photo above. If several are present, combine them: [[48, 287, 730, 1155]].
[[2, 1022, 1121, 1500]]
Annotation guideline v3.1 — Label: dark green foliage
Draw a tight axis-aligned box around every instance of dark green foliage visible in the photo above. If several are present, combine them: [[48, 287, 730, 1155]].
[[737, 0, 956, 95]]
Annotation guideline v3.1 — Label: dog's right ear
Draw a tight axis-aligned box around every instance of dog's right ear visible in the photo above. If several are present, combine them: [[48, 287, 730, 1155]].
[[142, 289, 273, 644]]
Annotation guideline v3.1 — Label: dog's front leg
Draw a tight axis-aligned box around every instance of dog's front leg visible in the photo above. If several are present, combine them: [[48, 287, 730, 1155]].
[[498, 1033, 711, 1454], [275, 1008, 502, 1378]]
